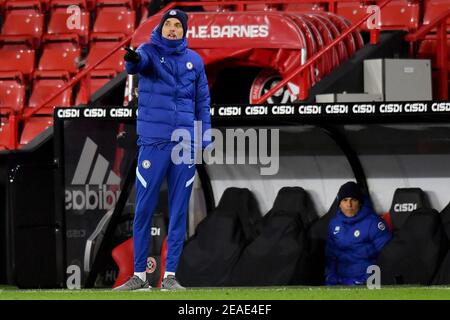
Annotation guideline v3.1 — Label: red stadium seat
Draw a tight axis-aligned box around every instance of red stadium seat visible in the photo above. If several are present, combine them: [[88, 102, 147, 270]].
[[417, 36, 450, 64], [111, 238, 134, 288], [50, 0, 87, 9], [139, 6, 149, 25], [47, 5, 90, 46], [49, 0, 90, 10], [282, 2, 326, 12], [38, 34, 81, 74], [96, 0, 134, 10], [28, 70, 72, 114], [5, 0, 42, 12], [244, 3, 281, 11], [0, 35, 34, 50], [75, 69, 117, 105], [419, 0, 450, 78], [423, 0, 450, 31], [41, 33, 81, 50], [137, 0, 150, 24], [135, 0, 147, 9], [39, 0, 51, 11], [93, 7, 136, 35], [197, 0, 233, 12], [86, 0, 97, 10], [19, 117, 53, 145], [20, 70, 72, 145], [0, 47, 35, 79], [337, 0, 420, 31], [2, 7, 44, 48], [0, 72, 26, 113], [87, 33, 126, 72], [0, 117, 13, 151], [336, 1, 370, 28]]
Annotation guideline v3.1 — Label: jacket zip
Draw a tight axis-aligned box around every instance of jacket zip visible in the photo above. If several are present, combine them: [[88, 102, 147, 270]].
[[175, 62, 179, 111], [174, 61, 179, 129]]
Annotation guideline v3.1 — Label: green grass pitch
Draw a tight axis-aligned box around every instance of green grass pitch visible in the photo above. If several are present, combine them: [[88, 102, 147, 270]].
[[1, 286, 450, 300]]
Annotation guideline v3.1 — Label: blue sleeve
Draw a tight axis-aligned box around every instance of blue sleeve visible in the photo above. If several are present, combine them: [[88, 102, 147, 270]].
[[367, 217, 392, 259], [325, 222, 339, 285], [125, 44, 153, 75], [195, 61, 211, 150]]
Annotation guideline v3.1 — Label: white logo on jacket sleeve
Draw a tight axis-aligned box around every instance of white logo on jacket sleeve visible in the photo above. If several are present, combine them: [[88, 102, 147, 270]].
[[378, 222, 386, 231], [354, 230, 360, 237], [142, 160, 151, 169], [186, 62, 193, 70], [333, 226, 340, 235]]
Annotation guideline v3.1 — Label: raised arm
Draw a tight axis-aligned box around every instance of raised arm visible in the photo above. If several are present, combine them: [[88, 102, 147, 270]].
[[124, 45, 153, 75]]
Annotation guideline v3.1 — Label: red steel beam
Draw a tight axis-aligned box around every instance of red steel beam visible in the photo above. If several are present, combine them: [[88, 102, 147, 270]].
[[255, 0, 395, 104], [406, 9, 450, 100]]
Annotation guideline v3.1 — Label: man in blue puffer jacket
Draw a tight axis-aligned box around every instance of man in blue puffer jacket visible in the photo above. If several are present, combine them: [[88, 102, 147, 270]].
[[114, 9, 211, 291], [325, 181, 392, 286]]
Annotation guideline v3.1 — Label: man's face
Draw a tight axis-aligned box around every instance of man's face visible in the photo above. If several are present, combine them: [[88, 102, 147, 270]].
[[339, 197, 361, 217], [162, 18, 184, 40]]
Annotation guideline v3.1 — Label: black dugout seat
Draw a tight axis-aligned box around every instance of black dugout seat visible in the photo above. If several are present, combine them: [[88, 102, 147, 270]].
[[378, 188, 447, 285], [432, 201, 450, 285], [230, 187, 318, 286], [177, 188, 262, 287], [389, 188, 432, 232], [291, 196, 340, 285], [441, 201, 450, 242]]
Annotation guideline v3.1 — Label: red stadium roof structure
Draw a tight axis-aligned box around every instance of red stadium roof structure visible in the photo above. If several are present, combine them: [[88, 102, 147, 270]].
[[132, 11, 363, 99]]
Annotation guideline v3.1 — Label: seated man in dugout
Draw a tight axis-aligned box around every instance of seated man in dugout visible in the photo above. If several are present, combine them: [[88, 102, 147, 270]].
[[325, 181, 392, 285]]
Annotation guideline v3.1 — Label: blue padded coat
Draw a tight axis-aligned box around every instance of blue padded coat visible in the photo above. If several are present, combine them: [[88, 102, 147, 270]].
[[125, 28, 211, 148], [325, 199, 392, 285]]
